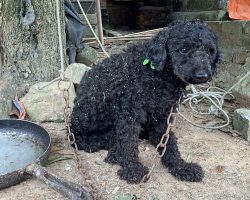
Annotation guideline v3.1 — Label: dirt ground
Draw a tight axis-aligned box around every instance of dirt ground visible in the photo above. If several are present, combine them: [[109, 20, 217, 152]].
[[1, 114, 250, 200]]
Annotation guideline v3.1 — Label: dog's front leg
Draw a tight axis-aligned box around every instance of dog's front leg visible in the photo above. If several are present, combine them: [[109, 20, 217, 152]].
[[111, 116, 149, 184], [161, 131, 204, 182], [148, 119, 204, 182]]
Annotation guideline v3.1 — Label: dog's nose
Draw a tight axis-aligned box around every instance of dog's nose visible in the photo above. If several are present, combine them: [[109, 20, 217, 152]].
[[195, 71, 208, 79]]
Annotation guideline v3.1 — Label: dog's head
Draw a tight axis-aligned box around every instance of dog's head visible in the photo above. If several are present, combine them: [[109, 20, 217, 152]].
[[147, 21, 220, 84]]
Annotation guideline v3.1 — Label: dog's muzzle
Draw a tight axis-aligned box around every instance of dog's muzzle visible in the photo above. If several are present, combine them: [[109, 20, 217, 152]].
[[193, 69, 211, 83]]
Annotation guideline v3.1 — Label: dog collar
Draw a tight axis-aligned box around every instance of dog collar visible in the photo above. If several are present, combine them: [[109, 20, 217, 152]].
[[143, 59, 155, 70]]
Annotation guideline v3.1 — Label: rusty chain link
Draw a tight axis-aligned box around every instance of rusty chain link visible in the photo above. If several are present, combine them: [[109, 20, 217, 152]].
[[140, 98, 181, 184], [58, 80, 104, 200]]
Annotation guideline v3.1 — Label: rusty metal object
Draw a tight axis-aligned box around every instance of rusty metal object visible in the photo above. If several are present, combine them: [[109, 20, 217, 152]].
[[140, 99, 180, 184], [59, 80, 104, 200]]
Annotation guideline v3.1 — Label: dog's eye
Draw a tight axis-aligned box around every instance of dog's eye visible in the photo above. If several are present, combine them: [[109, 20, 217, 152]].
[[179, 48, 188, 54]]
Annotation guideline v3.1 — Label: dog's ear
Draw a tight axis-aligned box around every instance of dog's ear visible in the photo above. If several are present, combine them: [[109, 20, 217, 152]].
[[147, 29, 169, 71]]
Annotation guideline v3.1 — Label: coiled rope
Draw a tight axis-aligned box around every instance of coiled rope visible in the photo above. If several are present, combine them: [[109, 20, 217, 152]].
[[179, 70, 250, 129]]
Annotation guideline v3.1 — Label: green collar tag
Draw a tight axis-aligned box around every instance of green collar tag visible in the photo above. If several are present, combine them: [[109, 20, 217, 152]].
[[143, 58, 155, 70]]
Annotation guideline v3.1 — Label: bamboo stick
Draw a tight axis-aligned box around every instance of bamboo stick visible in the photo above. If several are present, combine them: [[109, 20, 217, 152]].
[[95, 0, 104, 45]]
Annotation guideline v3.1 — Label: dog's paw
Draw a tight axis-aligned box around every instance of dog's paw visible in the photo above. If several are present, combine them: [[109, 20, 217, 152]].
[[170, 163, 204, 182], [117, 164, 149, 184]]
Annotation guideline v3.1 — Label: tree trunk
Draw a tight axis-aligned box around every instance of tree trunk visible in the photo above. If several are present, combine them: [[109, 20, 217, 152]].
[[0, 0, 67, 118]]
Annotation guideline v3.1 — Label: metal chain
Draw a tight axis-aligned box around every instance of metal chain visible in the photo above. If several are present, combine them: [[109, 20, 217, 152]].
[[140, 98, 181, 184], [58, 80, 104, 200]]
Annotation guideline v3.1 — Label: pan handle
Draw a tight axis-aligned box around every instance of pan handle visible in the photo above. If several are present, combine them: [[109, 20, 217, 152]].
[[26, 164, 94, 200]]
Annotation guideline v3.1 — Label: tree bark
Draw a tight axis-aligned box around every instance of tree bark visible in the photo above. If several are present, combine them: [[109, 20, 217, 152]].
[[0, 0, 67, 118]]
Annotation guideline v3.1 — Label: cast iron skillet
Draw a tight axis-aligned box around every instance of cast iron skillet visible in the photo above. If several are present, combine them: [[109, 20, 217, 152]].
[[0, 119, 93, 200]]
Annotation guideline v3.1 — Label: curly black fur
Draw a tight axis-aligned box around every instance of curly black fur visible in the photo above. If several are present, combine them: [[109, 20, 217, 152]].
[[70, 21, 220, 184]]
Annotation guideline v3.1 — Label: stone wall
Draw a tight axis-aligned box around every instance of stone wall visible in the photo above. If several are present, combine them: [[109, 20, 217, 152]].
[[207, 20, 250, 106], [179, 0, 228, 11], [168, 0, 228, 21]]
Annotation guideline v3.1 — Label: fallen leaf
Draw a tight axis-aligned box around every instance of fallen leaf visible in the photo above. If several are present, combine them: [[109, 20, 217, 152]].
[[44, 156, 72, 166], [215, 165, 225, 173]]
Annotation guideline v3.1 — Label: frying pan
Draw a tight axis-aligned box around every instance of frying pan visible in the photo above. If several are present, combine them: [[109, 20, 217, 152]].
[[0, 119, 93, 200]]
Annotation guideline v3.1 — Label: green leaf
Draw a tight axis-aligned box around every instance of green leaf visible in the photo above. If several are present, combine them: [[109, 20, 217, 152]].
[[44, 155, 72, 166], [143, 59, 150, 65]]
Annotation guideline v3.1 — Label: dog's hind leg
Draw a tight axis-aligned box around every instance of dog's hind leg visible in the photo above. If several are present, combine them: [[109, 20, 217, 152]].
[[74, 134, 107, 152]]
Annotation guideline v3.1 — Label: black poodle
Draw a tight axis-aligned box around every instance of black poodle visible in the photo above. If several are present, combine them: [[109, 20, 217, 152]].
[[70, 21, 220, 184]]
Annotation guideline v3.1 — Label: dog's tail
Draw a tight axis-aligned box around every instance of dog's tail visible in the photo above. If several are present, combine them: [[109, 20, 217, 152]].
[[161, 131, 204, 182]]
